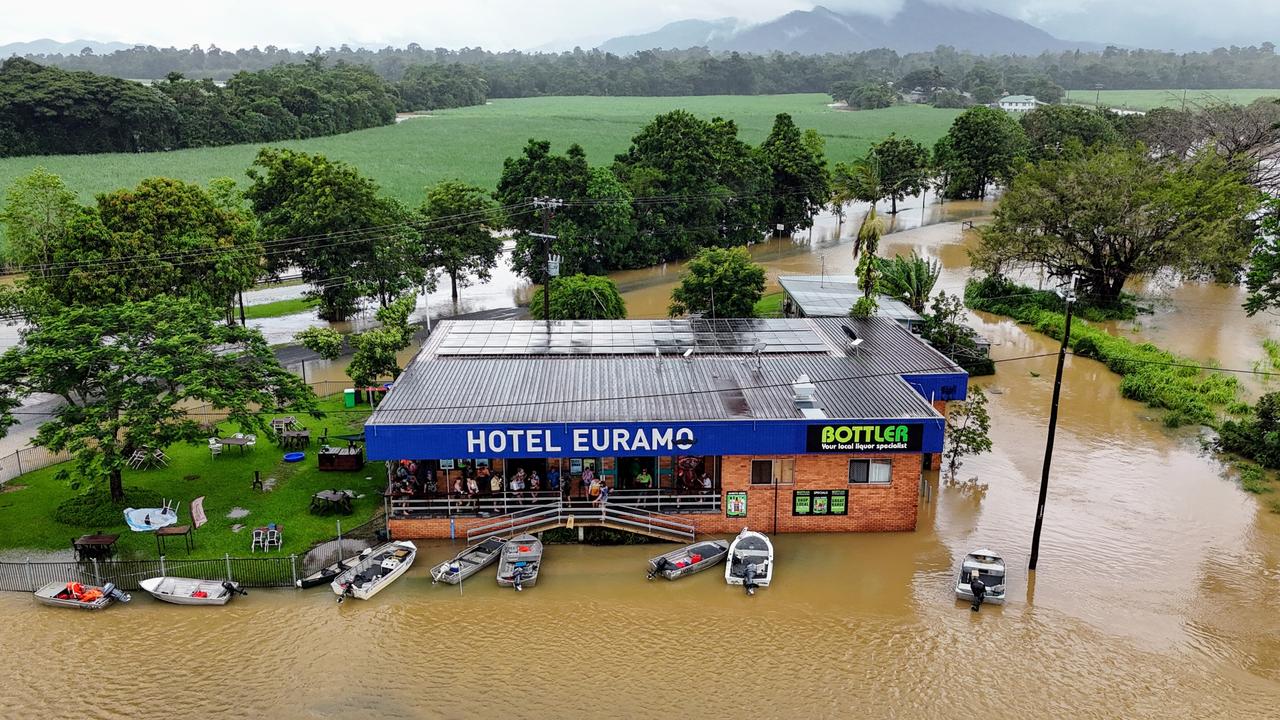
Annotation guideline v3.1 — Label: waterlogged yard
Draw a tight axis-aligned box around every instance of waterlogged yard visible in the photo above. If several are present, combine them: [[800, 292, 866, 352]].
[[0, 395, 384, 560]]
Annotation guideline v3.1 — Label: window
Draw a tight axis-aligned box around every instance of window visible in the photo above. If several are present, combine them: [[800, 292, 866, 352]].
[[849, 459, 892, 485], [751, 458, 795, 485], [751, 460, 773, 485]]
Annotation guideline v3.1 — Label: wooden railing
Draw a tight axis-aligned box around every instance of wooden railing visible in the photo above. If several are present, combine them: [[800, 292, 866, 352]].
[[462, 499, 696, 544]]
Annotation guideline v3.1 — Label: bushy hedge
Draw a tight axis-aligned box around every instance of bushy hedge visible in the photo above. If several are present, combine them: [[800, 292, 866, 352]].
[[965, 274, 1142, 322], [965, 276, 1237, 427], [53, 487, 164, 527]]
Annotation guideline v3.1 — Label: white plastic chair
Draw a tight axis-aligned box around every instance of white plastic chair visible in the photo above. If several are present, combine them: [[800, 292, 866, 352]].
[[152, 449, 169, 467], [245, 434, 257, 451], [233, 432, 245, 440], [128, 449, 147, 469], [209, 440, 222, 459], [264, 528, 282, 551], [250, 529, 266, 552]]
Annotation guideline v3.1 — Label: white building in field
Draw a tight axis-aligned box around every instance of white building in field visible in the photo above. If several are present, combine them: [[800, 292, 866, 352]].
[[997, 95, 1046, 112]]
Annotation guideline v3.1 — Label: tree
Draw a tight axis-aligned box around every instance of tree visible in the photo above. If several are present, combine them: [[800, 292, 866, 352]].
[[868, 134, 930, 214], [529, 274, 627, 320], [1244, 198, 1280, 316], [494, 140, 592, 276], [847, 83, 896, 110], [944, 386, 993, 477], [971, 86, 999, 105], [245, 148, 419, 321], [614, 111, 769, 262], [934, 106, 1027, 199], [668, 247, 765, 319], [296, 294, 417, 387], [418, 180, 500, 302], [974, 148, 1260, 306], [759, 113, 830, 234], [831, 155, 882, 212], [921, 291, 993, 375], [0, 167, 79, 272], [1020, 104, 1118, 161], [878, 253, 940, 313], [854, 208, 885, 301], [931, 90, 970, 109], [0, 294, 317, 501]]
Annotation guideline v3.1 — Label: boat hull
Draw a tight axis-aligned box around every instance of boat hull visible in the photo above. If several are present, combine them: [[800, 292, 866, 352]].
[[431, 537, 507, 585], [139, 577, 242, 606], [647, 540, 730, 580], [297, 552, 366, 589], [331, 541, 417, 601], [33, 581, 126, 610]]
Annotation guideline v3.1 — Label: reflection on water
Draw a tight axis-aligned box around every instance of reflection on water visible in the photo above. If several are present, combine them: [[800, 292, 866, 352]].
[[5, 194, 1280, 715]]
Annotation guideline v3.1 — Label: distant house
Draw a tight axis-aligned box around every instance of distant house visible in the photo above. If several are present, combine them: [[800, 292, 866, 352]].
[[997, 95, 1046, 112]]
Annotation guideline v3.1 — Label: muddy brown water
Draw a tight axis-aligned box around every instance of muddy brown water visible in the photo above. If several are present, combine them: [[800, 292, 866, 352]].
[[4, 197, 1280, 716]]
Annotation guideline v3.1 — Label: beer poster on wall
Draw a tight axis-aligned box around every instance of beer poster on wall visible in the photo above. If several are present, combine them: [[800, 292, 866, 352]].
[[793, 489, 848, 516], [726, 491, 748, 518]]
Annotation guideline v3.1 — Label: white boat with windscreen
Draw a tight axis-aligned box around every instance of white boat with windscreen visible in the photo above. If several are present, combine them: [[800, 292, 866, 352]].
[[955, 548, 1006, 605], [725, 528, 773, 595]]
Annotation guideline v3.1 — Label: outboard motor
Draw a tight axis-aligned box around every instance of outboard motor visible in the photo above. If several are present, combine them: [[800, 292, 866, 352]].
[[336, 582, 352, 604], [102, 582, 132, 604], [648, 557, 676, 580], [222, 581, 247, 596], [743, 563, 759, 596]]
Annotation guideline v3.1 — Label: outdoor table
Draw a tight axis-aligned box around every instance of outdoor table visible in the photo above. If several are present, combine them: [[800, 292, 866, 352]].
[[72, 533, 119, 560], [219, 436, 251, 454], [154, 524, 193, 555], [310, 490, 354, 515], [281, 430, 311, 449], [318, 446, 364, 472]]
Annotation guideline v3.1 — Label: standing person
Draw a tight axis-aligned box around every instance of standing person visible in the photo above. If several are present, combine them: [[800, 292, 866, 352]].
[[635, 467, 653, 491], [489, 466, 503, 495], [581, 464, 595, 500], [598, 478, 611, 506], [700, 471, 713, 494], [529, 470, 541, 493], [477, 463, 491, 492], [511, 467, 526, 506], [588, 475, 603, 505], [547, 466, 561, 493], [968, 569, 987, 612], [466, 474, 480, 511]]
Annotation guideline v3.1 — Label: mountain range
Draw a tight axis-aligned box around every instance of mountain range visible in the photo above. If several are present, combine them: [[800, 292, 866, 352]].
[[599, 2, 1102, 56], [0, 38, 134, 57]]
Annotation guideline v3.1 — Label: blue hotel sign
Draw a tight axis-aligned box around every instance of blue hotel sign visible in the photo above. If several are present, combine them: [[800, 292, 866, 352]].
[[366, 419, 944, 461]]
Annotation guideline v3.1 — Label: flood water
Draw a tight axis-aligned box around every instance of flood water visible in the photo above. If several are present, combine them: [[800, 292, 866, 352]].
[[4, 194, 1280, 716]]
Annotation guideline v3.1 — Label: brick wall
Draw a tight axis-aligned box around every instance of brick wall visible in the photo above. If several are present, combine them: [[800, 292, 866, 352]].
[[389, 452, 923, 539]]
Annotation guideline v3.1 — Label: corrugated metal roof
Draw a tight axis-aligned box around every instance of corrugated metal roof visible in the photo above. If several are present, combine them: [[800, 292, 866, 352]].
[[777, 275, 923, 323], [368, 318, 962, 427]]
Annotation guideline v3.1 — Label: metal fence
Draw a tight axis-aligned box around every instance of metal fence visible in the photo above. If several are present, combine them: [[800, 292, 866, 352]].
[[0, 554, 301, 592]]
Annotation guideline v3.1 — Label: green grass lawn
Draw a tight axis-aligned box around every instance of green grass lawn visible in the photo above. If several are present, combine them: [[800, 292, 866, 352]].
[[754, 291, 785, 317], [1063, 88, 1279, 110], [0, 394, 384, 559], [0, 95, 961, 205], [242, 297, 319, 320]]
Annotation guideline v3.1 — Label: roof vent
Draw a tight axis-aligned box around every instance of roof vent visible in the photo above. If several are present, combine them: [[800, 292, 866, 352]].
[[792, 374, 824, 417]]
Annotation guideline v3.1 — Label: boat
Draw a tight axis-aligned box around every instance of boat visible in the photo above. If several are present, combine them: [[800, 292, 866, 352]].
[[647, 539, 730, 580], [725, 528, 774, 595], [955, 548, 1007, 607], [139, 577, 246, 606], [331, 540, 416, 602], [431, 537, 508, 585], [496, 533, 542, 591], [297, 550, 368, 589], [34, 581, 131, 610]]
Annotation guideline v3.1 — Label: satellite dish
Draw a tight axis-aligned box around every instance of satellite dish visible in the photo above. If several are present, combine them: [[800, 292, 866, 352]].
[[841, 325, 858, 341]]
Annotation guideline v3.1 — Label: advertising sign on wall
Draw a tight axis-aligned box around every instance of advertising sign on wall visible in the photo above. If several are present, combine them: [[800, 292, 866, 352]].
[[804, 423, 924, 453], [793, 489, 849, 516], [726, 491, 748, 518]]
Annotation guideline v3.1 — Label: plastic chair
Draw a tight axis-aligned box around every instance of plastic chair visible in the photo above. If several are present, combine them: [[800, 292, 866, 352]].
[[264, 528, 282, 551], [250, 528, 266, 552], [152, 449, 169, 467], [245, 434, 257, 451]]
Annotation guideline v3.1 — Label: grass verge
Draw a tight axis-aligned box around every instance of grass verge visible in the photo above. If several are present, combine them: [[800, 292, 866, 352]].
[[0, 394, 382, 559], [754, 291, 785, 317], [243, 297, 320, 320]]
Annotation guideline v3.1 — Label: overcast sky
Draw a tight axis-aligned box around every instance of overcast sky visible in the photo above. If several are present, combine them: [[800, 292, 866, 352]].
[[2, 0, 1274, 52]]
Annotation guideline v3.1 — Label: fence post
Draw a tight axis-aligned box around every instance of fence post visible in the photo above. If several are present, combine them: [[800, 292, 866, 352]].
[[159, 555, 166, 577], [24, 557, 33, 592], [91, 557, 100, 585], [290, 554, 298, 587], [225, 553, 233, 582], [15, 449, 23, 476]]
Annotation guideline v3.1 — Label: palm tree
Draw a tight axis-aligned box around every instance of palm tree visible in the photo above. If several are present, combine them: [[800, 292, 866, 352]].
[[878, 252, 941, 313], [830, 156, 882, 224], [854, 206, 886, 301]]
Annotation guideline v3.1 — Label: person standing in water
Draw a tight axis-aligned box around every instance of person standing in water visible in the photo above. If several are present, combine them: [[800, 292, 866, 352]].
[[969, 569, 987, 612]]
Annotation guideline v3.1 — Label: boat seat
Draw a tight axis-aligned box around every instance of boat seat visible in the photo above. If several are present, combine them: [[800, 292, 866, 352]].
[[736, 549, 771, 558]]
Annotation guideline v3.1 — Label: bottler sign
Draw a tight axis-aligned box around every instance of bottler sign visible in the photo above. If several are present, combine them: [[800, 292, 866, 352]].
[[805, 423, 923, 453]]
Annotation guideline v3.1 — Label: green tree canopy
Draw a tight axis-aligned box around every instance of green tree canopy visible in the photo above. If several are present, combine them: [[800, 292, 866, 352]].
[[296, 294, 418, 387], [1020, 104, 1119, 161], [759, 113, 830, 234], [529, 274, 627, 320], [614, 110, 770, 261], [668, 246, 765, 319], [847, 83, 896, 110], [975, 148, 1260, 305], [245, 147, 422, 321], [934, 105, 1028, 199], [0, 166, 79, 270], [867, 134, 930, 214], [878, 252, 941, 314], [1244, 199, 1280, 316], [0, 293, 317, 501], [418, 180, 501, 301]]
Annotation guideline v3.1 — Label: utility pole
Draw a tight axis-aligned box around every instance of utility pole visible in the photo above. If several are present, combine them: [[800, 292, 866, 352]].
[[530, 197, 563, 327], [1029, 280, 1076, 571]]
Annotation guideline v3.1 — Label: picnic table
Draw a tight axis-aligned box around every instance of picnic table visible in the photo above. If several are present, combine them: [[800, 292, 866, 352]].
[[318, 446, 364, 471], [72, 533, 119, 561], [280, 429, 311, 449], [154, 524, 193, 554], [219, 436, 252, 454], [310, 490, 354, 515]]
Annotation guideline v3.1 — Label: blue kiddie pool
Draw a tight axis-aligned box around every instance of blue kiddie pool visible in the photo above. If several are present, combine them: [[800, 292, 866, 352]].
[[284, 452, 305, 463]]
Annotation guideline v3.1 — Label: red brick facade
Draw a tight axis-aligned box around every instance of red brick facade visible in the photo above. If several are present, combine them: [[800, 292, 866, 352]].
[[388, 451, 922, 539]]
